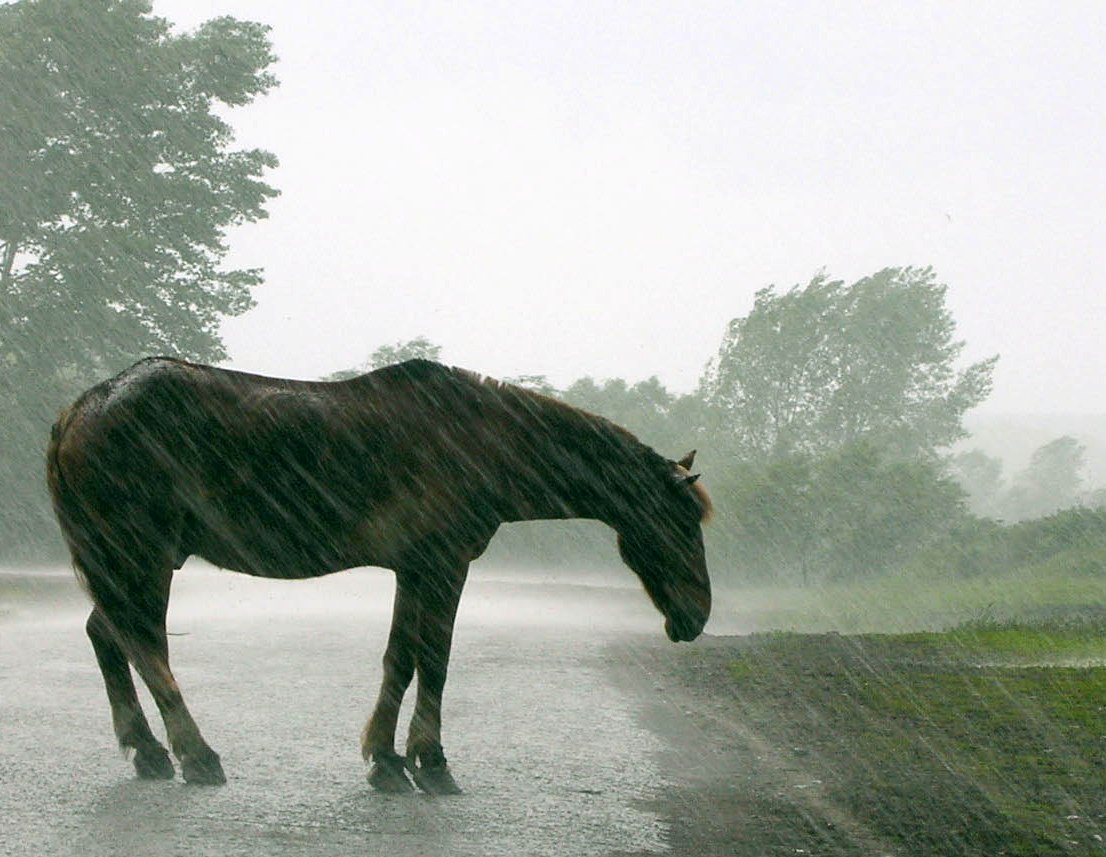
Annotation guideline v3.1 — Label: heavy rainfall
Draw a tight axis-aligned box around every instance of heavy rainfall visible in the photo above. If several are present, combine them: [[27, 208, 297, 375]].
[[2, 2, 1105, 856]]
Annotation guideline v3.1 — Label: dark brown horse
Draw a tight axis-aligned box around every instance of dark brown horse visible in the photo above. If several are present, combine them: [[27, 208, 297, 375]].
[[47, 357, 711, 794]]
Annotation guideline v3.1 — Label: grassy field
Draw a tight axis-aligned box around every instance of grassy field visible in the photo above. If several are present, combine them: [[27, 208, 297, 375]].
[[710, 625, 1106, 854], [666, 548, 1106, 855], [716, 566, 1106, 636], [684, 546, 1106, 854]]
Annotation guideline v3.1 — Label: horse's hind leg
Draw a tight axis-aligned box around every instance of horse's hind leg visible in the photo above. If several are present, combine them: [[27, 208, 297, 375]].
[[86, 556, 225, 785], [86, 607, 174, 779]]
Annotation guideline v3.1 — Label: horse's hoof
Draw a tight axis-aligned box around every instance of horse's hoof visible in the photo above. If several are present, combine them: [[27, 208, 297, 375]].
[[181, 748, 226, 785], [133, 746, 174, 780], [369, 751, 414, 793], [411, 764, 463, 795], [407, 749, 462, 795]]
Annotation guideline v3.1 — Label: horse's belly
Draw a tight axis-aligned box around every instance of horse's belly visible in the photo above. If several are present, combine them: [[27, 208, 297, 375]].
[[183, 486, 439, 576], [185, 509, 362, 578], [185, 511, 420, 577], [188, 535, 342, 578]]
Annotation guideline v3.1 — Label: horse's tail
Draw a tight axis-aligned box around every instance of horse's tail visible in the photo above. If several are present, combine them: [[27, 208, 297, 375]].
[[46, 405, 72, 529], [46, 404, 94, 597]]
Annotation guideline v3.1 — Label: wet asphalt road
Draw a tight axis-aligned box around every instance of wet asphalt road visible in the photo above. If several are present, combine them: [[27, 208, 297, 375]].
[[0, 565, 727, 857]]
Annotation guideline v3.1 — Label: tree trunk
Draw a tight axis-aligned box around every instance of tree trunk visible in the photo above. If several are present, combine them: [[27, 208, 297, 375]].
[[0, 239, 16, 296]]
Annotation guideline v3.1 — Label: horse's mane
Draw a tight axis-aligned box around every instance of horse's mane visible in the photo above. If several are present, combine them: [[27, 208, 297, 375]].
[[452, 365, 643, 443], [449, 365, 713, 522], [687, 474, 714, 523]]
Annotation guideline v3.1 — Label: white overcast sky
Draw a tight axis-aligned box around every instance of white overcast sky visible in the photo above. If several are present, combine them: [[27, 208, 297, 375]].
[[156, 0, 1105, 415]]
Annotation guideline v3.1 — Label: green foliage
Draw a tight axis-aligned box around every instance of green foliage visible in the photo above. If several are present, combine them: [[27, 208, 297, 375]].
[[711, 442, 967, 584], [702, 267, 997, 460], [1002, 435, 1086, 521], [0, 0, 278, 369], [324, 336, 443, 380], [0, 0, 278, 558], [948, 448, 1005, 518], [559, 375, 707, 458], [911, 506, 1106, 581], [951, 436, 1098, 523], [689, 266, 1005, 585]]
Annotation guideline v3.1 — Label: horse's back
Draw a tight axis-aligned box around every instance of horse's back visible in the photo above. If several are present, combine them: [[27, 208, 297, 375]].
[[49, 357, 511, 578]]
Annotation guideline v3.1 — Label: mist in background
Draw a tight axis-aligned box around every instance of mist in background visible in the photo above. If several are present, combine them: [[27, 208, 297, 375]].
[[144, 0, 1106, 416]]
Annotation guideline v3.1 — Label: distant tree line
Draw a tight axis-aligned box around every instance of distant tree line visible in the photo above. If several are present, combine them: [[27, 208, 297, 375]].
[[951, 437, 1105, 523]]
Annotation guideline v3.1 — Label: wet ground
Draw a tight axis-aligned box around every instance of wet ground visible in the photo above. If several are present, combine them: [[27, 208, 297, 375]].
[[15, 566, 1093, 856], [0, 564, 741, 857]]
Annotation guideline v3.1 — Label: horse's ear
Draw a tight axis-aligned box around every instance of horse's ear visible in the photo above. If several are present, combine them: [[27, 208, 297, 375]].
[[677, 450, 696, 470], [684, 473, 701, 486]]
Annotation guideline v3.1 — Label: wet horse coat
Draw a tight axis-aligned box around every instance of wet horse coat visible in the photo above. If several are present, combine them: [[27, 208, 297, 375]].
[[47, 357, 711, 792]]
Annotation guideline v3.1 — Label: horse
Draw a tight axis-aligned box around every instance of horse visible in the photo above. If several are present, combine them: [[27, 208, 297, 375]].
[[46, 357, 712, 794]]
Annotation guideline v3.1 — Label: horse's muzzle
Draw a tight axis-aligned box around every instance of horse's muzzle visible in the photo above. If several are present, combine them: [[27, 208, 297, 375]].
[[664, 614, 705, 643], [663, 584, 710, 642]]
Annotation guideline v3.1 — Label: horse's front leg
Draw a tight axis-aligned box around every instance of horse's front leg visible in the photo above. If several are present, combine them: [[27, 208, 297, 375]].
[[362, 573, 420, 793], [406, 562, 468, 795]]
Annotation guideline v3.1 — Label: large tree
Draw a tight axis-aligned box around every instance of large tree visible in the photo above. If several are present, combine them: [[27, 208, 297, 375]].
[[949, 448, 1006, 518], [701, 267, 997, 461], [558, 375, 708, 459], [718, 443, 967, 584], [1001, 436, 1087, 522], [0, 0, 278, 556]]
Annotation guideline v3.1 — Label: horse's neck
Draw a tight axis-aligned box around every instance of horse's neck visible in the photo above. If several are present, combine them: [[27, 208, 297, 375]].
[[497, 400, 647, 530]]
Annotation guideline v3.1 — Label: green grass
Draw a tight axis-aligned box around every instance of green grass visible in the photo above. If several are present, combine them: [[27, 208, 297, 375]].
[[844, 661, 1106, 852], [716, 565, 1106, 636], [722, 626, 1106, 854], [906, 619, 1106, 665]]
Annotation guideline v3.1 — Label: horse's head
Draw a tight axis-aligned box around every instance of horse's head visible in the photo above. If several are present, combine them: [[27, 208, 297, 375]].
[[617, 451, 712, 642]]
